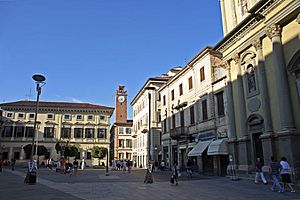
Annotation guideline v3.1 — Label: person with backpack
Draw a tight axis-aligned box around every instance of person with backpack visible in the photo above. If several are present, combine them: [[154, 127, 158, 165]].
[[269, 156, 283, 193]]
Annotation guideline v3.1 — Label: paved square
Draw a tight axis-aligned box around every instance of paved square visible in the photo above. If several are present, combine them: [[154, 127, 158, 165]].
[[1, 166, 300, 200]]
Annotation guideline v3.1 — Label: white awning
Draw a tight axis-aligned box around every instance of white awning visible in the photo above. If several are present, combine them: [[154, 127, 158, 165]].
[[187, 140, 212, 157], [207, 139, 228, 155]]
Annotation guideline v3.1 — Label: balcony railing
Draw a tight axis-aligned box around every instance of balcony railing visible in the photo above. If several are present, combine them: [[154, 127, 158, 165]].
[[170, 126, 188, 140]]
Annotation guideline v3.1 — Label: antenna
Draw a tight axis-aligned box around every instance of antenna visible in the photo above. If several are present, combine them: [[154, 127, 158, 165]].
[[25, 88, 33, 100]]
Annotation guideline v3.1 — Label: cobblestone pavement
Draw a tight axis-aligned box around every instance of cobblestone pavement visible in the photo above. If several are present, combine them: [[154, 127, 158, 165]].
[[1, 165, 300, 200]]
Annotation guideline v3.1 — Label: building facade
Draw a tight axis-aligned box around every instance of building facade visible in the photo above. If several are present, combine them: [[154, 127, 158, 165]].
[[0, 101, 114, 166], [131, 69, 181, 168], [216, 0, 300, 178], [159, 47, 229, 175], [110, 85, 133, 162]]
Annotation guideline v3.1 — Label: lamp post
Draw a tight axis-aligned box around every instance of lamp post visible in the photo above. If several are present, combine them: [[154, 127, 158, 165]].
[[144, 86, 156, 162], [30, 74, 46, 162]]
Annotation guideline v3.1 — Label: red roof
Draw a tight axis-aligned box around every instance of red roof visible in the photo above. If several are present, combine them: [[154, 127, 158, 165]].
[[0, 100, 114, 110]]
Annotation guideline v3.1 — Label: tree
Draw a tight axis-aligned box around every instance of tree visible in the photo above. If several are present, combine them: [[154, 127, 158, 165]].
[[63, 145, 78, 160], [91, 146, 107, 166], [23, 144, 48, 159]]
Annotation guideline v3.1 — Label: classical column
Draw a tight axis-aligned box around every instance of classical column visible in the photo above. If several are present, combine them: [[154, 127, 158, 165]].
[[266, 24, 296, 132], [233, 54, 248, 138], [252, 38, 273, 134], [224, 62, 237, 139]]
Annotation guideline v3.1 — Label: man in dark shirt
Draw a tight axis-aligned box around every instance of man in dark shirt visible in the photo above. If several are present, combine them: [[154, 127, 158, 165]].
[[269, 156, 283, 193]]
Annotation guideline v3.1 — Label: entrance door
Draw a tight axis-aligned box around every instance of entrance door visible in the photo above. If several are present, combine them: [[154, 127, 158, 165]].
[[253, 132, 264, 164], [202, 149, 213, 175]]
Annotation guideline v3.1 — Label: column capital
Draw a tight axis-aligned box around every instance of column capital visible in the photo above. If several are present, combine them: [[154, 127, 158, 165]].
[[232, 53, 240, 64], [252, 38, 262, 51], [266, 24, 282, 39]]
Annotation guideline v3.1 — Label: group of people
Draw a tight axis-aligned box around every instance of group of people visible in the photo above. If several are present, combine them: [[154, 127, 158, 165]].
[[255, 156, 295, 193], [112, 160, 133, 172]]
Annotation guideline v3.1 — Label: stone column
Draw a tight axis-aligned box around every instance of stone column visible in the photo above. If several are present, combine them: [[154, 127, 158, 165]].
[[252, 38, 275, 165], [266, 24, 296, 132], [233, 54, 251, 172], [252, 38, 273, 133], [225, 62, 239, 168], [233, 54, 248, 138]]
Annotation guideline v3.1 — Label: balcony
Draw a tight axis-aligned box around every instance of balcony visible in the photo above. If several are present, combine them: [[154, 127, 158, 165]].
[[170, 126, 188, 140]]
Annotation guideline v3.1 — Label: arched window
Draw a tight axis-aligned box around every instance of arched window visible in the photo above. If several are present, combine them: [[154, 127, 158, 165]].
[[287, 50, 300, 101]]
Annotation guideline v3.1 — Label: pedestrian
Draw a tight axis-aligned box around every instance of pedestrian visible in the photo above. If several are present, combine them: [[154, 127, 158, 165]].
[[161, 160, 165, 171], [254, 157, 267, 185], [269, 156, 283, 193], [73, 158, 79, 176], [0, 155, 3, 172], [186, 159, 192, 177], [11, 158, 16, 171], [154, 160, 158, 172], [171, 161, 179, 185], [144, 164, 153, 183], [280, 157, 295, 192]]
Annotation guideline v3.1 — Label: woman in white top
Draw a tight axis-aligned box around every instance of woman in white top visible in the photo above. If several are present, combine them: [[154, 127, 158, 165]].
[[280, 157, 295, 192]]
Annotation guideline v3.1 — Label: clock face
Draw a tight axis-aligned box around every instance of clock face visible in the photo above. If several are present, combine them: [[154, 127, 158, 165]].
[[118, 96, 125, 103]]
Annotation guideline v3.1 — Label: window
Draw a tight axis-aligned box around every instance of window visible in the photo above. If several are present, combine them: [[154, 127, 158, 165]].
[[48, 114, 54, 120], [85, 128, 95, 138], [2, 126, 13, 137], [100, 115, 106, 121], [163, 95, 166, 106], [163, 119, 167, 133], [171, 90, 174, 101], [44, 127, 55, 138], [200, 67, 205, 82], [61, 127, 71, 138], [188, 76, 193, 90], [202, 99, 208, 120], [216, 91, 225, 116], [25, 127, 34, 138], [87, 152, 91, 159], [125, 128, 131, 134], [18, 113, 24, 118], [6, 113, 13, 118], [74, 128, 83, 138], [119, 127, 124, 134], [15, 126, 24, 137], [76, 115, 83, 120], [29, 113, 35, 119], [97, 128, 107, 138], [87, 115, 94, 121], [64, 114, 70, 120], [190, 106, 195, 125], [126, 139, 132, 148], [180, 110, 185, 127], [119, 139, 124, 147], [179, 84, 183, 96], [172, 114, 176, 129]]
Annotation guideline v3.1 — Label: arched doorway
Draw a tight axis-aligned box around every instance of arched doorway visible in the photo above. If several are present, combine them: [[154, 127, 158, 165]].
[[247, 114, 264, 165]]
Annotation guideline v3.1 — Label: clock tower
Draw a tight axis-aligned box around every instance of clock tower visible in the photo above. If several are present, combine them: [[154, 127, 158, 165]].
[[115, 85, 127, 123]]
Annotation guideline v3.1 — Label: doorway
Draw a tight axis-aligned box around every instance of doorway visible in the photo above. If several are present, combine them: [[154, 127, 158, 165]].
[[253, 132, 264, 164]]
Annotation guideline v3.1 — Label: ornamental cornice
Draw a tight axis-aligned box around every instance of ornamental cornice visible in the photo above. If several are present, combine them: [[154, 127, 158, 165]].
[[265, 24, 282, 39], [215, 0, 282, 53]]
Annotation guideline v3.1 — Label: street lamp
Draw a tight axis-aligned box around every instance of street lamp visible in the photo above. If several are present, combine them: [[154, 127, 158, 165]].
[[145, 86, 156, 162], [30, 74, 46, 162]]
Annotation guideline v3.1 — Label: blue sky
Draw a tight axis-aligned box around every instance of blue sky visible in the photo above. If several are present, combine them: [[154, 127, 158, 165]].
[[0, 0, 223, 119]]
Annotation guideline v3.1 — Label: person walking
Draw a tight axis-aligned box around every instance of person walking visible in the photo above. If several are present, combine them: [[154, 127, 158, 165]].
[[186, 159, 192, 177], [255, 157, 267, 185], [171, 161, 179, 185], [269, 156, 283, 193], [161, 160, 165, 171], [11, 158, 16, 171], [73, 159, 79, 176], [280, 157, 295, 192]]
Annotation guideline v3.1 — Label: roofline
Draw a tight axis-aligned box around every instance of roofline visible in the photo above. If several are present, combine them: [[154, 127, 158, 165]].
[[158, 46, 217, 92]]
